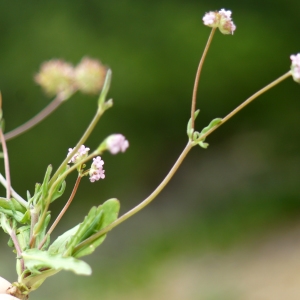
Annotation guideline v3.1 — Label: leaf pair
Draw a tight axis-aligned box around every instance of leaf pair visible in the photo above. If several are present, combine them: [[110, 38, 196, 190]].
[[187, 110, 222, 148]]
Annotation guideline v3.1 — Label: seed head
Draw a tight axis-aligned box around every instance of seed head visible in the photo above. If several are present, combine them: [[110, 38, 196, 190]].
[[74, 57, 107, 95]]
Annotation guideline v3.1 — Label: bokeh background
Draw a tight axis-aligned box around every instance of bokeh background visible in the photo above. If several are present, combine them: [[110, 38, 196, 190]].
[[1, 0, 300, 299]]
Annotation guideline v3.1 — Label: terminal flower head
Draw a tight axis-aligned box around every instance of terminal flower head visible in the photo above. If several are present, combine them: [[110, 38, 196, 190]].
[[74, 57, 107, 95], [290, 53, 300, 83], [68, 145, 90, 164], [35, 59, 75, 96], [106, 134, 129, 154], [89, 156, 105, 182], [203, 9, 236, 35]]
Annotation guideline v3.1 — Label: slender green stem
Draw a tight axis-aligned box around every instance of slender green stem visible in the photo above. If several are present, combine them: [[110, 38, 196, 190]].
[[73, 141, 193, 254], [194, 71, 292, 143], [191, 27, 216, 130], [49, 107, 105, 187], [4, 93, 67, 141], [38, 176, 82, 250]]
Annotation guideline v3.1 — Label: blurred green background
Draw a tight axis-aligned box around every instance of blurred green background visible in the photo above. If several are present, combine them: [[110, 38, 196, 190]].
[[1, 0, 300, 299]]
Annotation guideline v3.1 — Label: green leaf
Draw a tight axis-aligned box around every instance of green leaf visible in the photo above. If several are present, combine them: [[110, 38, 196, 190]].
[[49, 199, 120, 258], [50, 179, 66, 203], [48, 225, 79, 255], [20, 210, 31, 224], [28, 183, 42, 206], [0, 212, 12, 234], [22, 269, 60, 292], [62, 207, 101, 257], [187, 109, 200, 139], [98, 69, 112, 107], [41, 165, 53, 200], [22, 249, 91, 276], [200, 118, 222, 135], [198, 141, 209, 149], [0, 198, 25, 211], [197, 118, 222, 148], [72, 198, 120, 258], [0, 198, 27, 223], [16, 225, 31, 251], [34, 213, 51, 249]]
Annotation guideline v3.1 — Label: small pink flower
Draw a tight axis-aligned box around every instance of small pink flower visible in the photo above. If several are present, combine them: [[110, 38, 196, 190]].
[[68, 145, 90, 164], [106, 134, 129, 154], [290, 54, 300, 83], [89, 156, 105, 182], [202, 11, 218, 27], [202, 9, 236, 35]]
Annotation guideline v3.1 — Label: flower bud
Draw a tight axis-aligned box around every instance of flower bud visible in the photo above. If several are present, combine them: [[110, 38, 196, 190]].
[[35, 59, 75, 97], [290, 53, 300, 83], [106, 134, 129, 155], [203, 9, 236, 35], [74, 57, 107, 95]]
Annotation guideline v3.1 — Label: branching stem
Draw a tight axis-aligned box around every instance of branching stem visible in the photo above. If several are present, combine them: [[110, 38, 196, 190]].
[[74, 70, 292, 253], [193, 71, 293, 143]]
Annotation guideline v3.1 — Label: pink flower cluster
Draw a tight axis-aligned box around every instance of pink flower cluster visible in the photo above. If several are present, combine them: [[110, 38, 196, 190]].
[[68, 145, 90, 163], [203, 9, 236, 35], [67, 145, 106, 183], [290, 54, 300, 83], [106, 134, 129, 154], [89, 156, 105, 182]]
